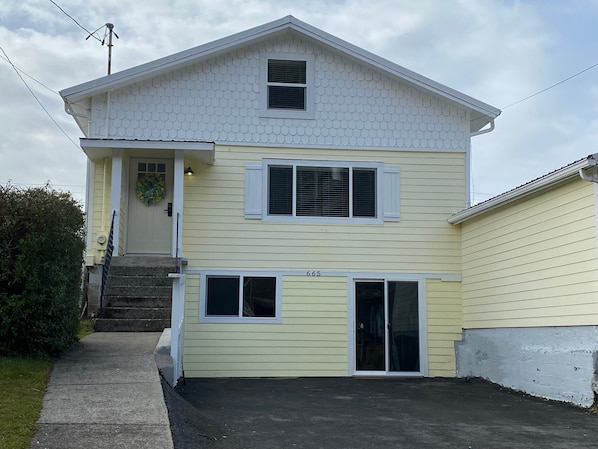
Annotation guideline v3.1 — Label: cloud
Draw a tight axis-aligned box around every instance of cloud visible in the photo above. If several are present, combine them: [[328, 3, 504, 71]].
[[1, 0, 597, 207]]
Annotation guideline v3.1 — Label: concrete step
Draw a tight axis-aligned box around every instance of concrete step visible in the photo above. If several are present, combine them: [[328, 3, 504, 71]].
[[105, 285, 172, 297], [107, 275, 173, 287], [101, 307, 172, 320], [110, 256, 177, 267], [94, 318, 171, 332], [108, 265, 176, 277], [97, 256, 176, 332], [104, 296, 171, 308]]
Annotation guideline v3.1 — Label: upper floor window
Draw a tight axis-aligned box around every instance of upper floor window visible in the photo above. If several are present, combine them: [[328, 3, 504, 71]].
[[267, 59, 306, 110], [244, 159, 400, 224], [260, 54, 314, 119], [269, 164, 377, 218]]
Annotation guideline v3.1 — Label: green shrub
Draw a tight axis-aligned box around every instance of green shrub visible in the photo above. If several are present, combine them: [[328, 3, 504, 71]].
[[0, 185, 85, 357]]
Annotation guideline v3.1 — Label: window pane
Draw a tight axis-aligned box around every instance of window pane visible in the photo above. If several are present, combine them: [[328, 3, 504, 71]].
[[269, 166, 293, 215], [243, 277, 276, 318], [206, 277, 239, 316], [268, 86, 305, 110], [297, 167, 348, 217], [268, 59, 306, 83], [388, 281, 419, 372], [353, 169, 376, 217]]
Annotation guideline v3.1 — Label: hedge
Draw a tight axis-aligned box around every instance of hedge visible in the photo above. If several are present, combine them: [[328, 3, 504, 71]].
[[0, 185, 85, 356]]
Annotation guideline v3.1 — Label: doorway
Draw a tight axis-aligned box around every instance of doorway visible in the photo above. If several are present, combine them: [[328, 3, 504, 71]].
[[127, 158, 173, 254], [355, 280, 421, 373]]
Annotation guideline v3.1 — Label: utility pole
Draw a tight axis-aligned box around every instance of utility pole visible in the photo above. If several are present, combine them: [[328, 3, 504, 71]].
[[103, 23, 118, 75], [86, 23, 119, 75]]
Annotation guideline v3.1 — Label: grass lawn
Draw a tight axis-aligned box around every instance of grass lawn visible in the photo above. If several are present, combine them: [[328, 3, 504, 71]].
[[0, 356, 53, 449], [0, 320, 95, 449]]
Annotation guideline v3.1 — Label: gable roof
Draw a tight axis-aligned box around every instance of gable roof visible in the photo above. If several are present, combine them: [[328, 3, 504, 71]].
[[60, 15, 500, 133], [448, 154, 597, 224]]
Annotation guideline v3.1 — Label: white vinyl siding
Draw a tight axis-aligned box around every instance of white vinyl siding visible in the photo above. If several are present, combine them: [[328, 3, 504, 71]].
[[90, 34, 470, 150], [461, 179, 598, 328]]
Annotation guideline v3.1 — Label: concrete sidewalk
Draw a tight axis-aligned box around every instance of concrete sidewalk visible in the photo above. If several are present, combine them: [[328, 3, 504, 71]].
[[30, 332, 173, 449]]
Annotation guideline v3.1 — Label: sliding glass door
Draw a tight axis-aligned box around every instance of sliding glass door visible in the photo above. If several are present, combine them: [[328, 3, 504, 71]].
[[355, 280, 420, 373]]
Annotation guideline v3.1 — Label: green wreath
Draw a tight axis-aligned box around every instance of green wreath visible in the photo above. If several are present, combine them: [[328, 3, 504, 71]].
[[136, 173, 166, 206]]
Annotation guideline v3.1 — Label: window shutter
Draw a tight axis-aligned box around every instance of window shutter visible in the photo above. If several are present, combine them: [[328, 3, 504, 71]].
[[383, 166, 400, 221], [245, 163, 263, 219]]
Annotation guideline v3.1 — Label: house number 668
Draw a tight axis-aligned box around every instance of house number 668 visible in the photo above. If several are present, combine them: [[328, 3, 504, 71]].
[[306, 271, 321, 277]]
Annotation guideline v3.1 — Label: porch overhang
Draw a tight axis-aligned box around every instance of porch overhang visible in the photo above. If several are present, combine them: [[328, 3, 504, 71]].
[[80, 138, 215, 164]]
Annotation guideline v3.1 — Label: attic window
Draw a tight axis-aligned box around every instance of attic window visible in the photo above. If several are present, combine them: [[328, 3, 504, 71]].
[[261, 54, 314, 119], [267, 59, 306, 110]]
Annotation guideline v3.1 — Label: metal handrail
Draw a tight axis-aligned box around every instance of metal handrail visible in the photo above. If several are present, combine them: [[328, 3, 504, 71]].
[[99, 210, 116, 317]]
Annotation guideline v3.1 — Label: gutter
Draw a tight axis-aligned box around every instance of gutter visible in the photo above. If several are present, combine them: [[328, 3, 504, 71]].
[[579, 154, 598, 183], [448, 156, 592, 225]]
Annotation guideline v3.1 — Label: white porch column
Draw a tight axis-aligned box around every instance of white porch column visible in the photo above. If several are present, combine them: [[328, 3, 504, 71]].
[[109, 148, 123, 256], [172, 151, 185, 258]]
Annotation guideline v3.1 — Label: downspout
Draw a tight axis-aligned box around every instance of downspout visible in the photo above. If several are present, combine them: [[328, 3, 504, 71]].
[[470, 120, 495, 137], [579, 153, 598, 406], [467, 119, 496, 207], [63, 99, 88, 119], [105, 91, 112, 137]]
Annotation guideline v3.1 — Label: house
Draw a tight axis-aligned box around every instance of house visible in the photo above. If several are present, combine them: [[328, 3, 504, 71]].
[[449, 155, 598, 407], [62, 17, 512, 389]]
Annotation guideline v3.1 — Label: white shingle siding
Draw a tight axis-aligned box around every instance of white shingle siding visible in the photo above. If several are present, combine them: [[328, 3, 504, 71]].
[[90, 35, 470, 150]]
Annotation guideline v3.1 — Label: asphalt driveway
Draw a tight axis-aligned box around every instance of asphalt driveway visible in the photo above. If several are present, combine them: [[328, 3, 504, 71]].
[[163, 377, 597, 449]]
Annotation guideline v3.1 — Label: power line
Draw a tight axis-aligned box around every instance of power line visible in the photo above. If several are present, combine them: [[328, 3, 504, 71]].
[[501, 61, 598, 110], [0, 44, 80, 149], [470, 59, 598, 124], [0, 54, 57, 95], [48, 0, 102, 41]]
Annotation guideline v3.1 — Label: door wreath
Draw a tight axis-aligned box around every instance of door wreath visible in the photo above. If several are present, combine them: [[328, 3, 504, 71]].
[[136, 173, 166, 206]]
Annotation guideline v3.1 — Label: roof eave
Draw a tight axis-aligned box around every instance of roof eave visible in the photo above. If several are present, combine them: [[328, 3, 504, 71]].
[[448, 158, 591, 225], [80, 138, 215, 164]]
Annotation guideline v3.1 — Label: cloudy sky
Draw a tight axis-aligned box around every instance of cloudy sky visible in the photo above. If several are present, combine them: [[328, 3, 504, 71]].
[[1, 0, 597, 206]]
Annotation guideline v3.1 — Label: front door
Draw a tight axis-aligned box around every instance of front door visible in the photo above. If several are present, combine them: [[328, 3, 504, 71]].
[[127, 158, 173, 254], [355, 280, 420, 373]]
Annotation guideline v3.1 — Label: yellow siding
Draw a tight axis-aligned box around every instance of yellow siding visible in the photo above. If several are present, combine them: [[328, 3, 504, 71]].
[[426, 279, 462, 377], [183, 276, 349, 377], [89, 158, 112, 262], [183, 146, 465, 273], [461, 179, 598, 328]]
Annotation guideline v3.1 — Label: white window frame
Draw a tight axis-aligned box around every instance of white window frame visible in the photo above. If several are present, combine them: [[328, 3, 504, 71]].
[[262, 159, 384, 225], [260, 53, 315, 120], [347, 275, 428, 377], [199, 271, 283, 324]]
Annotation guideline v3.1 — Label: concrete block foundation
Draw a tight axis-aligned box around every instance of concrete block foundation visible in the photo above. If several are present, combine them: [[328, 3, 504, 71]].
[[456, 326, 598, 407]]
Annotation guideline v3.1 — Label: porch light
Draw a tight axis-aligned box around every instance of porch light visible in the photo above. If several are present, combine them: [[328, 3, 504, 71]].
[[184, 166, 194, 176]]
